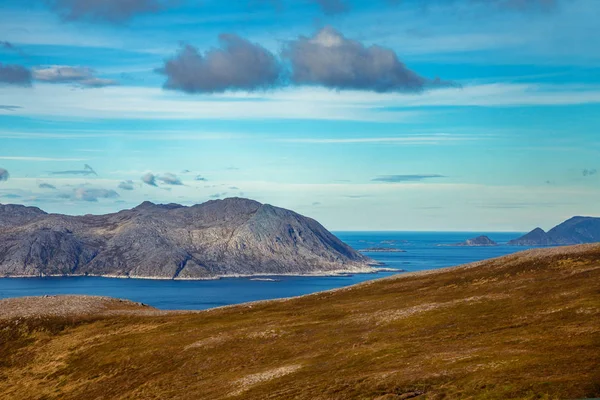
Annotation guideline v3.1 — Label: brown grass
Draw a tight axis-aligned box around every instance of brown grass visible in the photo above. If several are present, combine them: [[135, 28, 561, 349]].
[[1, 244, 600, 399]]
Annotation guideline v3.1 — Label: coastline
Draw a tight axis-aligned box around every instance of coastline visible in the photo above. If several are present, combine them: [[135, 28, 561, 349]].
[[0, 266, 401, 282]]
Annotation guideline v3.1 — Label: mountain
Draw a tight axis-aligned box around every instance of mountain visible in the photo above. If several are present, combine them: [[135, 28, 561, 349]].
[[509, 216, 600, 246], [2, 244, 599, 399], [449, 235, 498, 247], [0, 198, 374, 279]]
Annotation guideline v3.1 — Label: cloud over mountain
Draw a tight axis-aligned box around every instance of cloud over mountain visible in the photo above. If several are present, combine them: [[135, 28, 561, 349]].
[[74, 188, 119, 202], [158, 35, 282, 93]]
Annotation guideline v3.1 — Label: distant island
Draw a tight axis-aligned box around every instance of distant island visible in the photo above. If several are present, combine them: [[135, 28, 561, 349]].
[[509, 216, 600, 246], [359, 247, 406, 253], [447, 235, 498, 247], [0, 198, 376, 279]]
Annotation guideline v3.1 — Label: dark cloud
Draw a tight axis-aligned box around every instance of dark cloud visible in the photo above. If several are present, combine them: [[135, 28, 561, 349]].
[[34, 66, 118, 88], [0, 105, 22, 111], [74, 187, 119, 202], [45, 0, 167, 23], [0, 63, 32, 86], [283, 27, 450, 92], [582, 168, 598, 177], [118, 180, 135, 190], [158, 35, 282, 94], [39, 183, 57, 190], [157, 173, 183, 186], [312, 201, 322, 206], [194, 175, 207, 181], [0, 168, 9, 182], [51, 164, 97, 176], [313, 0, 349, 14], [141, 172, 157, 187], [209, 192, 228, 199], [372, 174, 446, 182]]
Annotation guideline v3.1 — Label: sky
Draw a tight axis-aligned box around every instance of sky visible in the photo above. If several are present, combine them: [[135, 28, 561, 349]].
[[0, 0, 599, 231]]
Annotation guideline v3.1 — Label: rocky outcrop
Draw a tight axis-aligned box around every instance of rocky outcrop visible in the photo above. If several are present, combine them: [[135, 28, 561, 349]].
[[448, 235, 498, 247], [508, 216, 600, 246], [0, 198, 374, 279]]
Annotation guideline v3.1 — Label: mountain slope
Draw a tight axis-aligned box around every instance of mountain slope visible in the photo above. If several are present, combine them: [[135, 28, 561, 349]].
[[0, 198, 373, 278], [509, 216, 600, 246], [1, 244, 599, 399]]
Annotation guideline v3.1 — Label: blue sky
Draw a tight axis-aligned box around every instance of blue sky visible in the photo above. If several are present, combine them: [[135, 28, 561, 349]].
[[0, 0, 599, 231]]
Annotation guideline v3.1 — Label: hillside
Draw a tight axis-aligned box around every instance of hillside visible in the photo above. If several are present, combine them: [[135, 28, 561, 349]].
[[0, 198, 373, 279], [509, 216, 600, 246], [1, 244, 599, 399]]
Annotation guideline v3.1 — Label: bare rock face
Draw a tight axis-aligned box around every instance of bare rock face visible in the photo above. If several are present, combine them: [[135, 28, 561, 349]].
[[0, 198, 374, 279], [449, 235, 498, 247], [508, 217, 600, 246]]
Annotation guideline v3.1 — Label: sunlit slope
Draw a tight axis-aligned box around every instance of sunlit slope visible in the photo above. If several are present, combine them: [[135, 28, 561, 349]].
[[1, 244, 599, 399]]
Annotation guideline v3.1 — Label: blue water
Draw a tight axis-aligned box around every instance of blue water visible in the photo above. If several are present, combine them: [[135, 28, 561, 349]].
[[0, 232, 533, 310]]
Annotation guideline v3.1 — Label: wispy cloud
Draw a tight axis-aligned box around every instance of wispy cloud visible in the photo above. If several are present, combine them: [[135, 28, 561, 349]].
[[582, 168, 598, 177], [157, 172, 183, 185], [277, 135, 472, 144], [372, 174, 446, 183], [33, 66, 118, 88], [74, 187, 119, 202], [51, 164, 97, 176], [0, 156, 87, 162], [46, 0, 167, 23], [118, 180, 135, 190], [39, 183, 57, 190], [0, 105, 22, 111]]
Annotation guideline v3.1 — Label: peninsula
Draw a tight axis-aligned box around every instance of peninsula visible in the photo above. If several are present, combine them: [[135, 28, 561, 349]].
[[0, 198, 374, 279]]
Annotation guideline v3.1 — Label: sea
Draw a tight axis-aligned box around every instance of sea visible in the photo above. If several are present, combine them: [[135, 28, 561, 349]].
[[0, 232, 534, 310]]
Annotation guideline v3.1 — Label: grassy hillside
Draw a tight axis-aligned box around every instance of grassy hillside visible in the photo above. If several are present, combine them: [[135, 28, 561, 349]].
[[1, 245, 599, 400]]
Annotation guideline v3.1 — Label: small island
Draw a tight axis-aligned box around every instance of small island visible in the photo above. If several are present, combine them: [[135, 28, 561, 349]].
[[359, 247, 407, 253], [447, 235, 498, 247]]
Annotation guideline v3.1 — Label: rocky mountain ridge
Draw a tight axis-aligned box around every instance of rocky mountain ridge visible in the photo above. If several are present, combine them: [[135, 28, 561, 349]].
[[0, 198, 374, 279], [509, 216, 600, 246]]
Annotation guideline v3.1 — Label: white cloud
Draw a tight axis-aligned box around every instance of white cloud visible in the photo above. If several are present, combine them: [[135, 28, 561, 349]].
[[2, 83, 600, 123], [0, 156, 88, 161]]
